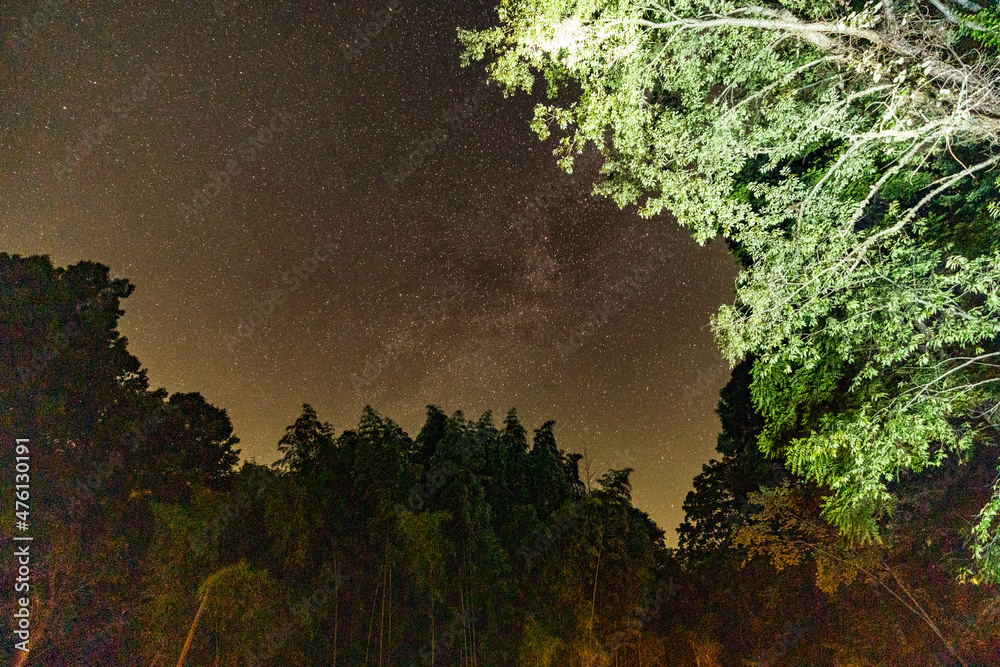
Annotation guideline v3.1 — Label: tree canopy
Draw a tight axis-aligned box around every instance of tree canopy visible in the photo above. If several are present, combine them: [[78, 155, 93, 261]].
[[0, 253, 243, 664], [459, 0, 1000, 581], [4, 251, 999, 663]]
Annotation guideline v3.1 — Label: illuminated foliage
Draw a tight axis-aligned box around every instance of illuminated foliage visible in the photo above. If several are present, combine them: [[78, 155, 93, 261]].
[[460, 0, 1000, 580]]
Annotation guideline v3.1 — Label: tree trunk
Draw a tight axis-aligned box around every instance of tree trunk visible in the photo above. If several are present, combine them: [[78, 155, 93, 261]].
[[591, 531, 603, 636], [387, 564, 392, 663], [430, 562, 435, 667], [366, 544, 388, 667], [459, 579, 467, 667], [364, 577, 378, 667], [379, 561, 387, 665], [333, 555, 339, 667], [883, 565, 967, 667], [176, 590, 210, 667]]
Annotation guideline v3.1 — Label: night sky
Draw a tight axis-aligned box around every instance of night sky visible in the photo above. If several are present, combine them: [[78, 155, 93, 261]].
[[1, 0, 739, 540]]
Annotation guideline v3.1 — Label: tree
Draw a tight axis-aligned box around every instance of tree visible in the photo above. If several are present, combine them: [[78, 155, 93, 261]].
[[0, 254, 149, 491], [459, 0, 1000, 579], [141, 392, 241, 504], [734, 481, 977, 665], [528, 420, 586, 514], [677, 357, 787, 557], [0, 254, 248, 665], [274, 403, 335, 475]]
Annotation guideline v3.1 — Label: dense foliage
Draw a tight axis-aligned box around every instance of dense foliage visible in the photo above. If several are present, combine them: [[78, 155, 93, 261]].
[[3, 253, 1000, 664], [0, 254, 669, 665], [666, 360, 1000, 665], [459, 0, 1000, 580]]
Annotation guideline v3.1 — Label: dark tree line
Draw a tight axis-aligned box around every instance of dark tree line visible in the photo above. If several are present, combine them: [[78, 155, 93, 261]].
[[0, 253, 668, 666], [661, 359, 1000, 665], [3, 251, 998, 666]]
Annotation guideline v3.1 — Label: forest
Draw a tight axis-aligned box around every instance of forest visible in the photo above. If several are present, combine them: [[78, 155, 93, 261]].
[[0, 256, 997, 665], [4, 0, 1000, 664]]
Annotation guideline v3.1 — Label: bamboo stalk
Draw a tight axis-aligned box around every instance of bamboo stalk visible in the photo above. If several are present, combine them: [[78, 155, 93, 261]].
[[365, 577, 378, 667], [333, 554, 339, 667], [176, 590, 210, 667], [366, 542, 389, 667], [885, 565, 967, 667], [387, 563, 392, 662], [430, 562, 435, 667], [591, 531, 603, 636], [460, 581, 468, 667], [379, 560, 387, 665]]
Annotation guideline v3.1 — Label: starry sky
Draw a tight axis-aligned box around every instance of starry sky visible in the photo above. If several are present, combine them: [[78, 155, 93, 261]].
[[1, 0, 739, 541]]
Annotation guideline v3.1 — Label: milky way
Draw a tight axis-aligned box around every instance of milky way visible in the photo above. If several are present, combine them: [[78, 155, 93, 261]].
[[1, 0, 739, 540]]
